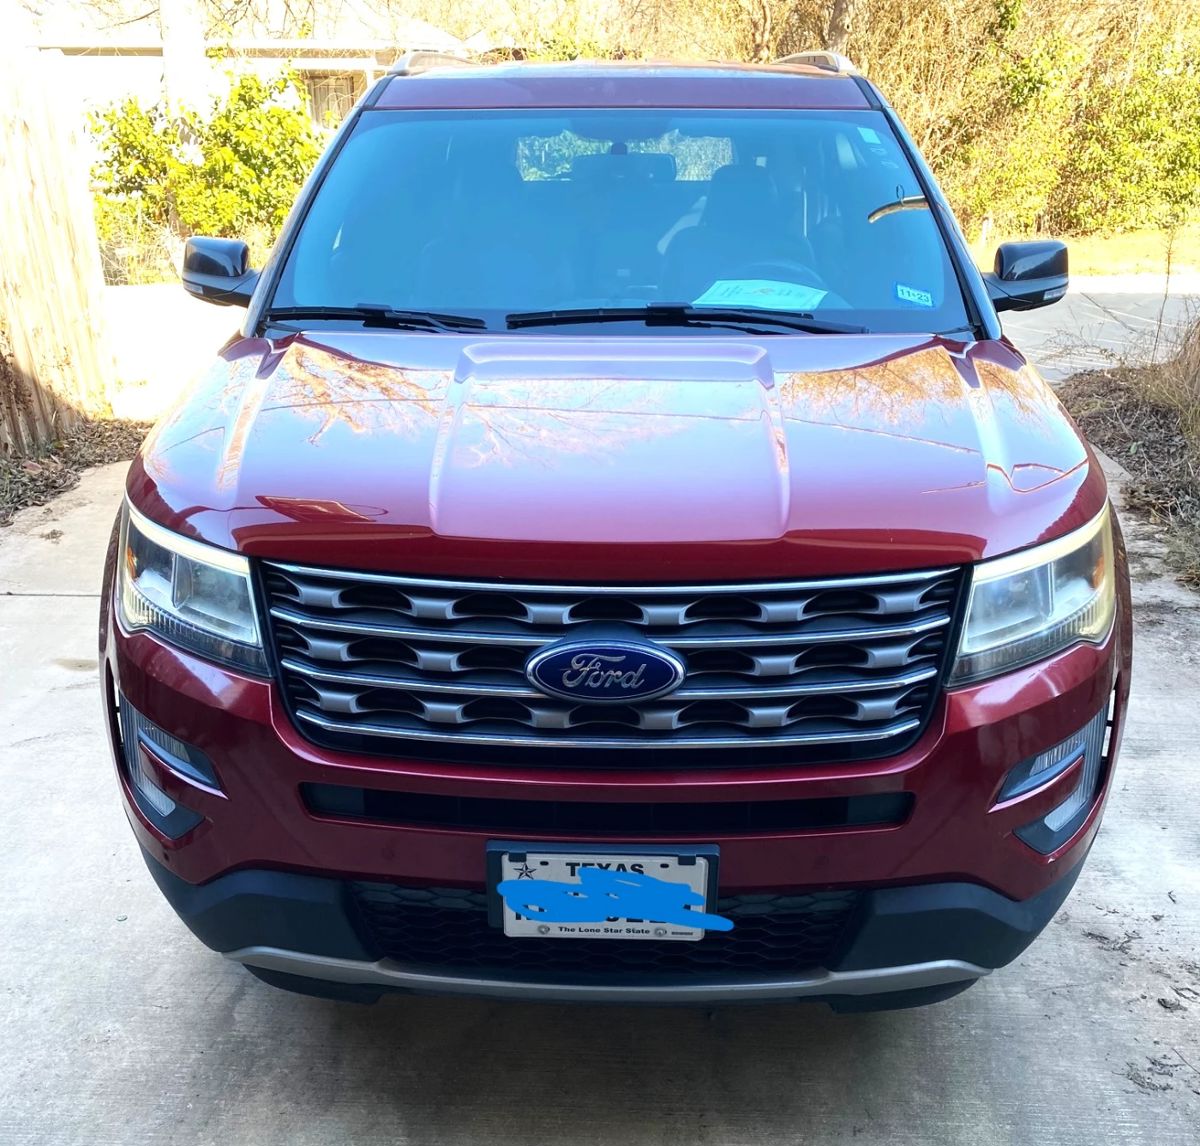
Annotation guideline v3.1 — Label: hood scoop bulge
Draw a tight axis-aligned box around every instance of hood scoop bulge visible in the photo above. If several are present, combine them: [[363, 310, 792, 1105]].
[[426, 339, 790, 543]]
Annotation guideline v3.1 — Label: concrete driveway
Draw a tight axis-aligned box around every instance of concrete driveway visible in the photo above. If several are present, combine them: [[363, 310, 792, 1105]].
[[1003, 272, 1198, 381], [2, 287, 1200, 1144]]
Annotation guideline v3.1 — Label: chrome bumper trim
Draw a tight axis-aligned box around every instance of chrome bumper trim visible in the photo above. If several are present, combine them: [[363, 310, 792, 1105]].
[[226, 947, 988, 1004]]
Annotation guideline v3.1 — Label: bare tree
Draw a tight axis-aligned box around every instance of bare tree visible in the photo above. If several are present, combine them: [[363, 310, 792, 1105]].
[[824, 0, 860, 53]]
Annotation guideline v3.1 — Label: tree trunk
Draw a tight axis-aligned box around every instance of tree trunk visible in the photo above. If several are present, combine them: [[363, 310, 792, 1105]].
[[741, 0, 774, 62], [825, 0, 861, 55]]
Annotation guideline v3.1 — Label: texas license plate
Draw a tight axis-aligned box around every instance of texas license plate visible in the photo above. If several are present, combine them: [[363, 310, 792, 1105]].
[[487, 843, 722, 942]]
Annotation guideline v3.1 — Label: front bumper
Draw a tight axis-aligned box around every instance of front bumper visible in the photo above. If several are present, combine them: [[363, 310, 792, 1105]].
[[141, 846, 1084, 1004]]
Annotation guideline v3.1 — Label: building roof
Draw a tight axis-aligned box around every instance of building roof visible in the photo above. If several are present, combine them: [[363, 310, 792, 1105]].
[[30, 0, 464, 57]]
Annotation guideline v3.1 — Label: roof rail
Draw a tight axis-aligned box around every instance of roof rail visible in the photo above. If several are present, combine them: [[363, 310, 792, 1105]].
[[775, 50, 857, 75], [388, 50, 473, 76]]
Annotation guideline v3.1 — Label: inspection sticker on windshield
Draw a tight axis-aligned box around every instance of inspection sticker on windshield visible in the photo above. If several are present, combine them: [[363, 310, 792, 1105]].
[[693, 279, 827, 311], [895, 282, 935, 307], [488, 843, 730, 941]]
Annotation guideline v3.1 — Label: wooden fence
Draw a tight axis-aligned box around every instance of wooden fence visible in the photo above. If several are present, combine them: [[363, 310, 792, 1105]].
[[0, 11, 115, 457]]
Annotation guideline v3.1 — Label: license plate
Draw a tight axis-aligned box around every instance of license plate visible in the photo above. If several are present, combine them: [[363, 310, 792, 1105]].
[[487, 843, 722, 942]]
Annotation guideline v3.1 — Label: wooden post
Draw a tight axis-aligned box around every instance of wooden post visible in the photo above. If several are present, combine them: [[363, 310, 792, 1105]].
[[0, 3, 116, 457]]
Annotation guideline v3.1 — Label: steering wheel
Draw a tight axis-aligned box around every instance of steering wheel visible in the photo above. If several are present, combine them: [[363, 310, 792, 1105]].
[[730, 259, 828, 290]]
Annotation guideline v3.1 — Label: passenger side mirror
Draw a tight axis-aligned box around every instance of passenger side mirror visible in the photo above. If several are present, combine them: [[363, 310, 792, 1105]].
[[983, 240, 1068, 313], [182, 237, 259, 307]]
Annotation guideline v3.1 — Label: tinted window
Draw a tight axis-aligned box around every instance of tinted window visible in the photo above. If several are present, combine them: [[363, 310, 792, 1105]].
[[274, 108, 970, 334]]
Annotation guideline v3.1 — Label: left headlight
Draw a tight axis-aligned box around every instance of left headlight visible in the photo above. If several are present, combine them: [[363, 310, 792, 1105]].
[[950, 504, 1115, 685], [117, 502, 268, 674]]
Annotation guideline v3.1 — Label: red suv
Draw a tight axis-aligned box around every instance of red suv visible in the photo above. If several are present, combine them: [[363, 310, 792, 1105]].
[[100, 55, 1132, 1010]]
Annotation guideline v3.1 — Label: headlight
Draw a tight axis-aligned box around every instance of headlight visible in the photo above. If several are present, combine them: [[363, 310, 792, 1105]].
[[950, 505, 1115, 685], [117, 502, 267, 674]]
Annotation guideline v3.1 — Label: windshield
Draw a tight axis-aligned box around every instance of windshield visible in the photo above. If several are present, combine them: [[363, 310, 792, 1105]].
[[272, 108, 971, 335]]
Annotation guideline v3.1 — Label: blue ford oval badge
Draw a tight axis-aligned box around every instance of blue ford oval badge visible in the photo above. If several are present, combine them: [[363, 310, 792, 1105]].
[[525, 640, 686, 705]]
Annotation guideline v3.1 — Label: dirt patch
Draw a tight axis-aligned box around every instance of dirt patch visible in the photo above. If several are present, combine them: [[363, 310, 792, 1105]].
[[1060, 335, 1200, 586], [1083, 928, 1143, 955], [0, 419, 149, 528], [1124, 1062, 1174, 1093]]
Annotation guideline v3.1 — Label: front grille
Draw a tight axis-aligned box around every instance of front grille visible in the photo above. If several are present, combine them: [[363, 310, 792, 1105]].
[[350, 883, 861, 977], [263, 563, 962, 760]]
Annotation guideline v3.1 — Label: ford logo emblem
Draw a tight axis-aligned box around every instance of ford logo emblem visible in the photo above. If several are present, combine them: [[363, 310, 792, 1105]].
[[525, 640, 686, 705]]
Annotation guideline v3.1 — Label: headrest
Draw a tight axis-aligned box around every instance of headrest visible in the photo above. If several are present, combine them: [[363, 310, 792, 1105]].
[[702, 165, 779, 230]]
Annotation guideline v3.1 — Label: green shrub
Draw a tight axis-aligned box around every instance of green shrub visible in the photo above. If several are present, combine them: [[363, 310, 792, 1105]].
[[91, 71, 323, 280], [938, 35, 1085, 236], [1046, 44, 1200, 233], [92, 197, 178, 285]]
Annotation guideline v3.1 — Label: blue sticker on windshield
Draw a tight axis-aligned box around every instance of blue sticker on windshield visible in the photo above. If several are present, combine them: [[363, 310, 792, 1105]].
[[895, 283, 935, 307], [497, 866, 734, 931]]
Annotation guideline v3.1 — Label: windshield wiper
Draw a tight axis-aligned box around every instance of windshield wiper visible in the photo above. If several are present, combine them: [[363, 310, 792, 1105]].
[[264, 304, 487, 332], [506, 305, 866, 334]]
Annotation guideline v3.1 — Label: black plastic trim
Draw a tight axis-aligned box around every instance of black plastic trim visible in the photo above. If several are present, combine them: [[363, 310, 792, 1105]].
[[141, 850, 374, 961], [141, 847, 1085, 977], [832, 855, 1086, 971], [850, 74, 883, 109], [301, 782, 914, 835]]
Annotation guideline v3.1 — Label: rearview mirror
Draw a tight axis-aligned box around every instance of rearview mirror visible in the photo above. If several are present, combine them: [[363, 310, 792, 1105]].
[[182, 237, 259, 307], [983, 240, 1068, 313]]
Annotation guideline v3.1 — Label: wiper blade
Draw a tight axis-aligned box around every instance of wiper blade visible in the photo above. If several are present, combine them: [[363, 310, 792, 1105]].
[[264, 304, 487, 332], [506, 305, 866, 334]]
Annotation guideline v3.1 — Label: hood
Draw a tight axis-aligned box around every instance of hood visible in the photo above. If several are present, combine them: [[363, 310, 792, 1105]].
[[128, 331, 1105, 580]]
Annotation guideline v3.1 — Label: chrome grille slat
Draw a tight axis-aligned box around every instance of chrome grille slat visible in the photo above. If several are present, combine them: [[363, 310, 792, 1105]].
[[269, 562, 957, 595], [269, 604, 951, 647], [272, 583, 954, 630], [295, 680, 925, 731], [263, 562, 962, 758], [279, 656, 939, 700], [294, 707, 925, 750]]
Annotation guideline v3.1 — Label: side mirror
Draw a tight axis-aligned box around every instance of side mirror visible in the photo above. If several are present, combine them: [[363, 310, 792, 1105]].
[[182, 237, 259, 307], [983, 240, 1068, 313]]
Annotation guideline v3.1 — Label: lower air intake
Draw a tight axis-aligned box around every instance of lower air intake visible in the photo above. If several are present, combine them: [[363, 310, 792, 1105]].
[[349, 883, 861, 977]]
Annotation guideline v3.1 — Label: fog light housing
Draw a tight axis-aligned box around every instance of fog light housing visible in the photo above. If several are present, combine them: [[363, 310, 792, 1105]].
[[116, 696, 216, 838], [1011, 705, 1110, 854]]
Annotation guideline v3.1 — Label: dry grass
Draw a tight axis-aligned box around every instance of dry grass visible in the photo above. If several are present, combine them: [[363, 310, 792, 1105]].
[[971, 224, 1200, 277], [1059, 316, 1200, 586], [0, 419, 149, 528]]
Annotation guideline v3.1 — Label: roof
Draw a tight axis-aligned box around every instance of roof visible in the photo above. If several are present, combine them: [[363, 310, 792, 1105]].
[[374, 61, 872, 112]]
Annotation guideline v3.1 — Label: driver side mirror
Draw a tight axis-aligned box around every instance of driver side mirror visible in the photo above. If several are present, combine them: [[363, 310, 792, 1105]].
[[983, 240, 1068, 313], [182, 237, 259, 307]]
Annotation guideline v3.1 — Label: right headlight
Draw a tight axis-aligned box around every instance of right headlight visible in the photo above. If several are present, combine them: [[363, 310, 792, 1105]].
[[117, 501, 268, 674], [949, 504, 1115, 685]]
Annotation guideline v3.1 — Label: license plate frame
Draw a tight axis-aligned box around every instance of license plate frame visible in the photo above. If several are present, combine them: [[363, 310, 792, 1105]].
[[486, 841, 721, 942]]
